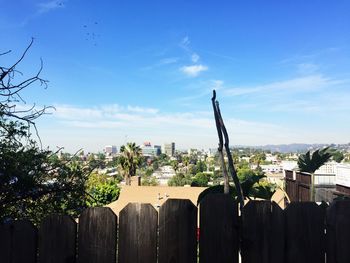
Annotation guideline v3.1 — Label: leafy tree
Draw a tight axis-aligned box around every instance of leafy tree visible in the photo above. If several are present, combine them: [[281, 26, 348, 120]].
[[298, 147, 333, 201], [182, 155, 190, 174], [191, 172, 210, 187], [168, 173, 192, 186], [145, 167, 154, 177], [197, 168, 276, 204], [141, 176, 159, 186], [196, 160, 207, 173], [170, 159, 179, 173], [332, 151, 344, 163], [0, 40, 95, 224], [250, 152, 266, 167], [119, 142, 142, 185], [152, 159, 159, 170], [86, 175, 120, 207]]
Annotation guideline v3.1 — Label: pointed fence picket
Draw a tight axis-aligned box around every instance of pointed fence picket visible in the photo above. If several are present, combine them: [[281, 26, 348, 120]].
[[118, 203, 158, 263], [77, 207, 117, 263], [158, 199, 197, 263], [2, 196, 350, 262], [38, 214, 77, 263]]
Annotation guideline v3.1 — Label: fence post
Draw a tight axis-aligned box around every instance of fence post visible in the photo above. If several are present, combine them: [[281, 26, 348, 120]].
[[38, 214, 77, 263], [77, 207, 117, 263], [0, 220, 37, 263], [118, 203, 158, 263], [199, 194, 239, 263], [158, 199, 197, 263], [326, 200, 350, 263], [285, 202, 325, 263], [241, 200, 284, 263]]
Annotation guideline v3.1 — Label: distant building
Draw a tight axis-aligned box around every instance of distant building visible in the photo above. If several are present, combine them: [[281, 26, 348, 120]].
[[163, 142, 175, 157], [141, 142, 157, 157], [105, 145, 117, 155], [154, 145, 162, 156]]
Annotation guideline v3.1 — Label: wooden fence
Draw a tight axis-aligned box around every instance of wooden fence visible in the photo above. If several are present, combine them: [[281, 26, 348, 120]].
[[1, 194, 350, 263], [285, 170, 311, 202]]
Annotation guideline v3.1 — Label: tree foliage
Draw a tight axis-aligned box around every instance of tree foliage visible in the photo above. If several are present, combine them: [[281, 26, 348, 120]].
[[118, 142, 142, 185], [191, 172, 210, 187], [85, 173, 120, 207], [0, 41, 94, 224], [197, 168, 276, 204], [167, 173, 192, 186], [298, 147, 333, 173]]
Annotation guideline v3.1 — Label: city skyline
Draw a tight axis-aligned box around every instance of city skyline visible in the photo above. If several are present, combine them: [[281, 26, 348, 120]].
[[1, 1, 350, 152]]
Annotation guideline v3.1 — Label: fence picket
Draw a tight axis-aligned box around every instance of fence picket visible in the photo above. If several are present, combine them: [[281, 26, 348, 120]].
[[38, 214, 77, 263], [0, 220, 37, 263], [77, 207, 117, 263], [0, 222, 11, 263], [285, 202, 325, 263], [118, 203, 158, 263], [199, 194, 239, 263], [3, 199, 350, 263], [159, 199, 197, 263], [241, 200, 284, 263], [326, 200, 350, 263]]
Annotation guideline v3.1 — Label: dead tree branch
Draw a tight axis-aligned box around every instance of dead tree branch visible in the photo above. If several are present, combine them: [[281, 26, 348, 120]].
[[0, 38, 52, 145], [212, 90, 244, 211], [211, 90, 230, 194]]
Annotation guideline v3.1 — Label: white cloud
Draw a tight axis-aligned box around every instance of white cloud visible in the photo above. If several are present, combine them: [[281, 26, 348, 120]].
[[224, 75, 339, 96], [38, 101, 350, 153], [191, 53, 200, 63], [180, 64, 208, 77], [127, 105, 159, 114], [42, 103, 292, 150]]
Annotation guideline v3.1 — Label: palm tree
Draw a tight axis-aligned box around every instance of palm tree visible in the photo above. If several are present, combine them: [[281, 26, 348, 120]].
[[182, 155, 190, 175], [297, 147, 332, 201], [118, 142, 142, 185]]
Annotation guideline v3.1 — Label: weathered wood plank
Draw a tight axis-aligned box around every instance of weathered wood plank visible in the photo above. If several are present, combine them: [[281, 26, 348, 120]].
[[0, 222, 12, 263], [77, 207, 117, 263], [270, 202, 285, 263], [326, 200, 350, 263], [199, 194, 238, 263], [3, 220, 38, 263], [285, 202, 325, 263], [118, 203, 158, 263], [159, 199, 197, 263], [241, 200, 284, 263], [38, 214, 77, 263]]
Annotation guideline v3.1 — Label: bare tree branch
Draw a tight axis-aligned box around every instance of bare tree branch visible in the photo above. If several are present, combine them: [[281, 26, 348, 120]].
[[212, 90, 245, 211], [211, 90, 230, 194], [1, 39, 51, 146]]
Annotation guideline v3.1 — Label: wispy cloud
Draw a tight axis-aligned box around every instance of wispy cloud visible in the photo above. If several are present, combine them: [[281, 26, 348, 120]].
[[178, 36, 208, 76], [223, 74, 340, 97], [46, 103, 295, 147], [297, 63, 319, 75], [40, 99, 350, 152], [180, 36, 190, 51], [37, 1, 65, 14], [180, 64, 208, 77], [191, 53, 200, 63], [159, 57, 179, 65]]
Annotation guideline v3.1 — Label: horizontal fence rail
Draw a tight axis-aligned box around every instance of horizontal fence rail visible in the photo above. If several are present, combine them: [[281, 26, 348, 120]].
[[1, 195, 350, 262]]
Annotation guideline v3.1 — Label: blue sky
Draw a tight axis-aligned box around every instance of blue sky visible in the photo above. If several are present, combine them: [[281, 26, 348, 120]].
[[1, 0, 350, 152]]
